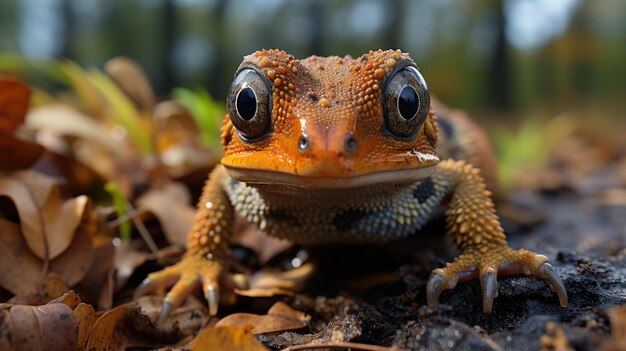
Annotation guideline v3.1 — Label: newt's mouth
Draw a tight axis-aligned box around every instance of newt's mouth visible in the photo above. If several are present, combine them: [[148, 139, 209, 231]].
[[222, 164, 438, 188]]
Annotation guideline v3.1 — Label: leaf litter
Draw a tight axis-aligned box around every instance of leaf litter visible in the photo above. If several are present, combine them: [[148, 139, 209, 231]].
[[1, 58, 625, 351]]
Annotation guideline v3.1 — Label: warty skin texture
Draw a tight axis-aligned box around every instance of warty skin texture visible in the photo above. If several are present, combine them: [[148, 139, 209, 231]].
[[135, 49, 568, 323]]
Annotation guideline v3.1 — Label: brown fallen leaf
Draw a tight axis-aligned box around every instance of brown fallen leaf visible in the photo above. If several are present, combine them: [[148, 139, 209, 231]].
[[0, 219, 41, 296], [85, 301, 134, 350], [0, 303, 78, 351], [191, 325, 270, 351], [130, 295, 209, 342], [235, 262, 315, 298], [74, 239, 114, 311], [232, 213, 293, 264], [74, 303, 96, 351], [216, 301, 309, 335], [0, 131, 106, 194], [0, 217, 94, 305], [113, 240, 152, 290], [604, 305, 626, 351], [0, 170, 89, 260], [26, 103, 126, 159], [105, 57, 156, 112], [49, 214, 95, 287], [48, 290, 82, 309], [136, 182, 195, 245], [0, 77, 30, 133]]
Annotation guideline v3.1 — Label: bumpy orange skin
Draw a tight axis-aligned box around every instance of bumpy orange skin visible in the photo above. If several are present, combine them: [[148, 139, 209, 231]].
[[136, 49, 568, 321], [220, 49, 438, 179]]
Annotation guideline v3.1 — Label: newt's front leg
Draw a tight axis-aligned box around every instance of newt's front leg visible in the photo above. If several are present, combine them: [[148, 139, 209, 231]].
[[135, 165, 236, 322], [426, 160, 568, 313]]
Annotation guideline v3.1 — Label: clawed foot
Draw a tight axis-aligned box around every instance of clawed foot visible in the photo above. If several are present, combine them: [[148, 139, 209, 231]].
[[134, 255, 243, 324], [426, 247, 568, 314]]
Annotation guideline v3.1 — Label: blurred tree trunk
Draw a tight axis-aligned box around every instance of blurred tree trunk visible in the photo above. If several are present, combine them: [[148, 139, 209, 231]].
[[208, 0, 228, 99], [308, 0, 323, 55], [59, 0, 73, 59], [160, 0, 176, 94], [488, 0, 510, 108], [384, 0, 401, 50]]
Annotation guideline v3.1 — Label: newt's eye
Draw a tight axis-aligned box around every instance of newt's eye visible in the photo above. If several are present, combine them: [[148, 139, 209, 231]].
[[227, 69, 272, 141], [382, 66, 429, 138]]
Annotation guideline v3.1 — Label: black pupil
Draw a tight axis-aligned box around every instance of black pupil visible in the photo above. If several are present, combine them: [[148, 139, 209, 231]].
[[398, 86, 419, 120], [236, 87, 257, 120]]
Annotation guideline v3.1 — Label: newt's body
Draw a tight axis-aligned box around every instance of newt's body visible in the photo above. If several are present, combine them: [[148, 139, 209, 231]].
[[137, 50, 567, 321]]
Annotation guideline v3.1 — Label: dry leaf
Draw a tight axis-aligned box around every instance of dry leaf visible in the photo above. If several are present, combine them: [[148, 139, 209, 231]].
[[232, 214, 293, 264], [131, 295, 209, 342], [0, 219, 41, 296], [604, 305, 626, 351], [26, 104, 126, 158], [244, 262, 314, 292], [113, 240, 152, 290], [49, 216, 95, 287], [48, 290, 82, 309], [74, 240, 114, 311], [0, 131, 106, 194], [74, 303, 96, 351], [85, 302, 134, 350], [0, 77, 31, 133], [0, 170, 88, 260], [216, 301, 309, 335], [0, 303, 78, 351], [105, 57, 156, 112], [0, 130, 45, 171], [191, 326, 270, 351], [136, 182, 195, 245]]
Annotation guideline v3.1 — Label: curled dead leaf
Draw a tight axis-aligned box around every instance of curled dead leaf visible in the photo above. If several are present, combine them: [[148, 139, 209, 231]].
[[0, 303, 78, 351], [191, 326, 270, 351], [48, 290, 82, 309], [216, 301, 309, 335]]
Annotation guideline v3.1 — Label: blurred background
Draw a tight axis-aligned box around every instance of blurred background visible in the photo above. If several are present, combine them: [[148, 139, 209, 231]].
[[1, 0, 624, 117]]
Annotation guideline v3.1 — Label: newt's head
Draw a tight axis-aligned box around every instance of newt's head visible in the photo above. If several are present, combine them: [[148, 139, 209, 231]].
[[220, 49, 438, 188]]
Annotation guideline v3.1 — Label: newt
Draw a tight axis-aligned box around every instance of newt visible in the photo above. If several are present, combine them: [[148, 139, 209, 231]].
[[136, 49, 568, 322]]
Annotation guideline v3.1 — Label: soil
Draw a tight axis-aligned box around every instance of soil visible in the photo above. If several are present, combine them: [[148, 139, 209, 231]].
[[251, 158, 626, 350]]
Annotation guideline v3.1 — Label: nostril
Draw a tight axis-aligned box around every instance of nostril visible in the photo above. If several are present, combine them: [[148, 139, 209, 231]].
[[344, 133, 358, 154], [298, 135, 310, 152]]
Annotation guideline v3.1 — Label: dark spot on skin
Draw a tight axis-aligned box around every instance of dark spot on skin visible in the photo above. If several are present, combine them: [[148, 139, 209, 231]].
[[308, 94, 319, 102], [333, 208, 370, 231], [413, 178, 434, 203]]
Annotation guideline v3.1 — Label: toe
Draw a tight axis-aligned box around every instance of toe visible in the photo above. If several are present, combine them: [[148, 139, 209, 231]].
[[159, 275, 201, 324], [537, 262, 568, 308], [426, 269, 445, 307], [133, 267, 180, 299], [202, 276, 220, 316], [480, 267, 498, 314], [426, 268, 458, 307]]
